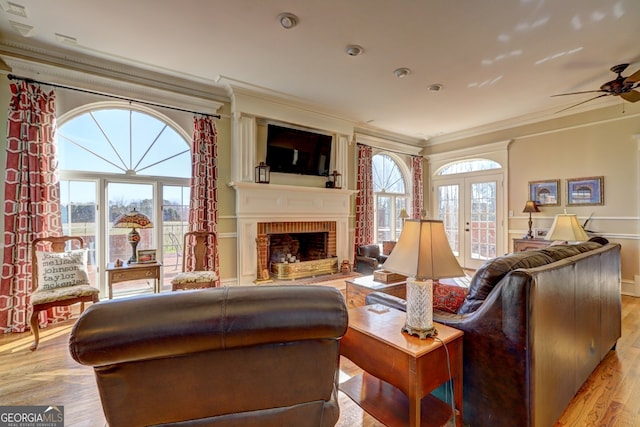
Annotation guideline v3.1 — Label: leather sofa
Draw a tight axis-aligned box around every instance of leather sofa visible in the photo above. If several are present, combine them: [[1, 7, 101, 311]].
[[355, 244, 388, 275], [69, 285, 348, 427], [366, 242, 622, 427]]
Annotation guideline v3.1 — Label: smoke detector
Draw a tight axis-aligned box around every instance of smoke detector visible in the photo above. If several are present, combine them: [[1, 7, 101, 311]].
[[278, 13, 298, 29], [345, 45, 364, 57]]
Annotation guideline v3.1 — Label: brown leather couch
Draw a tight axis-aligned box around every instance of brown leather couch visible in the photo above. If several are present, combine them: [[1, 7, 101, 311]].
[[69, 285, 348, 427], [366, 242, 622, 427]]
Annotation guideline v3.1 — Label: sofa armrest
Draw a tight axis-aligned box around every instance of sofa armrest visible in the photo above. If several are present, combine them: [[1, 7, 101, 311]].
[[355, 256, 379, 268], [365, 292, 407, 311]]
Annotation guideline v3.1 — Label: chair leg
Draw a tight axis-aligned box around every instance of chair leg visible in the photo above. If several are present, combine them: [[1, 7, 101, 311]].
[[29, 309, 40, 351]]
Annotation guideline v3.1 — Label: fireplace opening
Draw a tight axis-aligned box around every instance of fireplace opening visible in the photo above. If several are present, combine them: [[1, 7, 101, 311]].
[[269, 232, 328, 264]]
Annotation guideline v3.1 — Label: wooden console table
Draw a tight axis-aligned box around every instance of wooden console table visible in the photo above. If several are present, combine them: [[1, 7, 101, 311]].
[[345, 275, 406, 308], [105, 262, 162, 299], [340, 305, 464, 426], [513, 238, 550, 252]]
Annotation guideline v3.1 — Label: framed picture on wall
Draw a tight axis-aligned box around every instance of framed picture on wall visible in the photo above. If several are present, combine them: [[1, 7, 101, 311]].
[[529, 179, 560, 206], [567, 176, 604, 206]]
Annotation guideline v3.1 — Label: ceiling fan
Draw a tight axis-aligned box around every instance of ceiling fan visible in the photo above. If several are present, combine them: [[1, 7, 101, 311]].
[[552, 63, 640, 113]]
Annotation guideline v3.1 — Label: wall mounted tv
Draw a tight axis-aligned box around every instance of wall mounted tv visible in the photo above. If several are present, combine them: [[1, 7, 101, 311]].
[[265, 124, 332, 177]]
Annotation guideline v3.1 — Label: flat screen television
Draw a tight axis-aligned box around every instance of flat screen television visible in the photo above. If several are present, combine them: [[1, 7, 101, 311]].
[[265, 124, 332, 176]]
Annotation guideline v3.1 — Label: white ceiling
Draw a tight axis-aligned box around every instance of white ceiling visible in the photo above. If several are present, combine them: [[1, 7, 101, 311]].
[[1, 0, 638, 142]]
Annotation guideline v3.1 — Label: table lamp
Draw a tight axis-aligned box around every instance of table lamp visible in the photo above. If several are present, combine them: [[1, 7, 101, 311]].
[[544, 213, 588, 243], [399, 208, 409, 222], [113, 209, 153, 264], [382, 219, 464, 339], [522, 201, 540, 239]]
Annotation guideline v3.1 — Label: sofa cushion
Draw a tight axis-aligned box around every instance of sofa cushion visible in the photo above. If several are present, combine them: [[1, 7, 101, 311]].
[[458, 251, 555, 314], [357, 244, 381, 258], [538, 242, 602, 261]]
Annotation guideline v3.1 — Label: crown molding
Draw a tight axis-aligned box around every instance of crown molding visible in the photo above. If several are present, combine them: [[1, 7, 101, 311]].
[[0, 39, 228, 110]]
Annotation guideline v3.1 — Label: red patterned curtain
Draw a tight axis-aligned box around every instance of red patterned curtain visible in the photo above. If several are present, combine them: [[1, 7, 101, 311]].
[[187, 116, 219, 284], [411, 155, 424, 219], [353, 144, 374, 263], [1, 81, 64, 333]]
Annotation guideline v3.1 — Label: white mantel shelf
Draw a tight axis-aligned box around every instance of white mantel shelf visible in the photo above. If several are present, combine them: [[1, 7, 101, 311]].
[[229, 181, 357, 284]]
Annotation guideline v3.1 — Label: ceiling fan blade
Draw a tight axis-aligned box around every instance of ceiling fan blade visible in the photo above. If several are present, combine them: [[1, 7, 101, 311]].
[[621, 90, 640, 103], [551, 90, 606, 97], [555, 94, 609, 113], [624, 69, 640, 84]]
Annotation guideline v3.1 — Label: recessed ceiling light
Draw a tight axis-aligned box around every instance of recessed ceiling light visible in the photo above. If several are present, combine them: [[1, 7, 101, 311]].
[[428, 83, 444, 92], [277, 13, 298, 29], [345, 45, 364, 57], [393, 68, 411, 78]]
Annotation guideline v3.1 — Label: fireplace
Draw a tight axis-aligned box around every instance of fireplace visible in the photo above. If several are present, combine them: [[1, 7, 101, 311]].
[[230, 182, 355, 285], [257, 221, 338, 280]]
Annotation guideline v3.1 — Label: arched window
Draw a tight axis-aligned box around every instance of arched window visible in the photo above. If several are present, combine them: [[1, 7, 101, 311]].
[[437, 159, 501, 176], [57, 104, 191, 297], [372, 153, 409, 243]]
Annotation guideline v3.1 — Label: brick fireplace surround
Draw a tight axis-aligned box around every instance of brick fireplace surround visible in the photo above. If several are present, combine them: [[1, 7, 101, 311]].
[[230, 182, 356, 285]]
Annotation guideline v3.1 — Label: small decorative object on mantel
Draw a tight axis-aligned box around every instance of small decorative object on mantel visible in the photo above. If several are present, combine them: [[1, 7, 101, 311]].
[[255, 162, 270, 184], [325, 170, 342, 189]]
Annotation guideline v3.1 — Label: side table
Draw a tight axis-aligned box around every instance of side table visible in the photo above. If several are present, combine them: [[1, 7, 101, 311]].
[[340, 305, 464, 426], [345, 275, 406, 308], [105, 262, 162, 299]]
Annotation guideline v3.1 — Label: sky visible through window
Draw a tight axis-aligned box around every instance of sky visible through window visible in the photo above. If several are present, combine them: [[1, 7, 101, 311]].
[[57, 108, 191, 203]]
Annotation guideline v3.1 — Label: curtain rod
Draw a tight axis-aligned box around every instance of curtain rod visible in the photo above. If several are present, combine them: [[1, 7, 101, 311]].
[[7, 74, 221, 119]]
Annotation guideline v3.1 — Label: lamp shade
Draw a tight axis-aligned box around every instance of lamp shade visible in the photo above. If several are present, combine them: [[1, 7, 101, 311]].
[[545, 213, 588, 241], [383, 219, 464, 280], [522, 200, 540, 213], [113, 209, 153, 229], [399, 208, 410, 219]]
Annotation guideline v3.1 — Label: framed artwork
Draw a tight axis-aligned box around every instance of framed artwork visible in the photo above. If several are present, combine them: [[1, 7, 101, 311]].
[[137, 249, 157, 264], [533, 228, 549, 239], [567, 176, 604, 206], [529, 179, 560, 206]]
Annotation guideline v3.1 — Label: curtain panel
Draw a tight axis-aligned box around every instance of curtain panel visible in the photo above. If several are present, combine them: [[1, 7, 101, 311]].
[[1, 82, 65, 333], [353, 144, 374, 263], [187, 116, 220, 284], [411, 155, 424, 219]]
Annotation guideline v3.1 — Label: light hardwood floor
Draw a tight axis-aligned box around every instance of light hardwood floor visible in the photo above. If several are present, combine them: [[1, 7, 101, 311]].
[[1, 295, 639, 426]]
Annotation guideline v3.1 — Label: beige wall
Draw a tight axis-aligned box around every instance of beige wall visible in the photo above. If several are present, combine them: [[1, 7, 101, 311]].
[[427, 102, 640, 294]]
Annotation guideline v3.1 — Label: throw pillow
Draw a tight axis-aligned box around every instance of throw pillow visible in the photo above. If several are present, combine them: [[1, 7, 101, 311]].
[[433, 280, 469, 314], [35, 249, 90, 291]]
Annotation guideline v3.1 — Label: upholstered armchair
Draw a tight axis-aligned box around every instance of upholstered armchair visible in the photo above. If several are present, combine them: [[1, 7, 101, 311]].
[[69, 285, 348, 427], [355, 244, 388, 275]]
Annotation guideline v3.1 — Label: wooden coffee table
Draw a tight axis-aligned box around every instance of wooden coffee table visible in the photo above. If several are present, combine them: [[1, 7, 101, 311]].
[[345, 275, 406, 308], [340, 305, 464, 427]]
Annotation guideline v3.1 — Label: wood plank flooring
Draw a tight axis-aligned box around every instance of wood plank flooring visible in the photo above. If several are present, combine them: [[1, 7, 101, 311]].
[[1, 295, 639, 426]]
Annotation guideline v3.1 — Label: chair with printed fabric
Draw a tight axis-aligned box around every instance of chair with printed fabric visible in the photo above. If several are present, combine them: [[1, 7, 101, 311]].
[[170, 231, 218, 291], [30, 235, 100, 351]]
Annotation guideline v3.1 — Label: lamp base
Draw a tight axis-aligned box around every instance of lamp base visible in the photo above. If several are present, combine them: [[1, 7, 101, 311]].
[[404, 277, 437, 340], [402, 323, 437, 339]]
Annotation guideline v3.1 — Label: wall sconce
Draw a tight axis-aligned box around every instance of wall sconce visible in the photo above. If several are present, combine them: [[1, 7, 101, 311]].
[[255, 162, 270, 184], [326, 170, 342, 189]]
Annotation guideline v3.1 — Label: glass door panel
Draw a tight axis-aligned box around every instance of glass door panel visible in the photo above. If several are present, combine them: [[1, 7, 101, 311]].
[[437, 182, 461, 258], [60, 180, 98, 286], [161, 185, 190, 284], [107, 182, 155, 298], [468, 180, 497, 265]]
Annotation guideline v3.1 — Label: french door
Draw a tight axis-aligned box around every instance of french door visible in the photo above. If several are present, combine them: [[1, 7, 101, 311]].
[[434, 173, 503, 270]]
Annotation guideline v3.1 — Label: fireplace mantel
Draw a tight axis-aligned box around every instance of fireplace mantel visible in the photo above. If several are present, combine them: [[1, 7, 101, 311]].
[[229, 182, 356, 284]]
